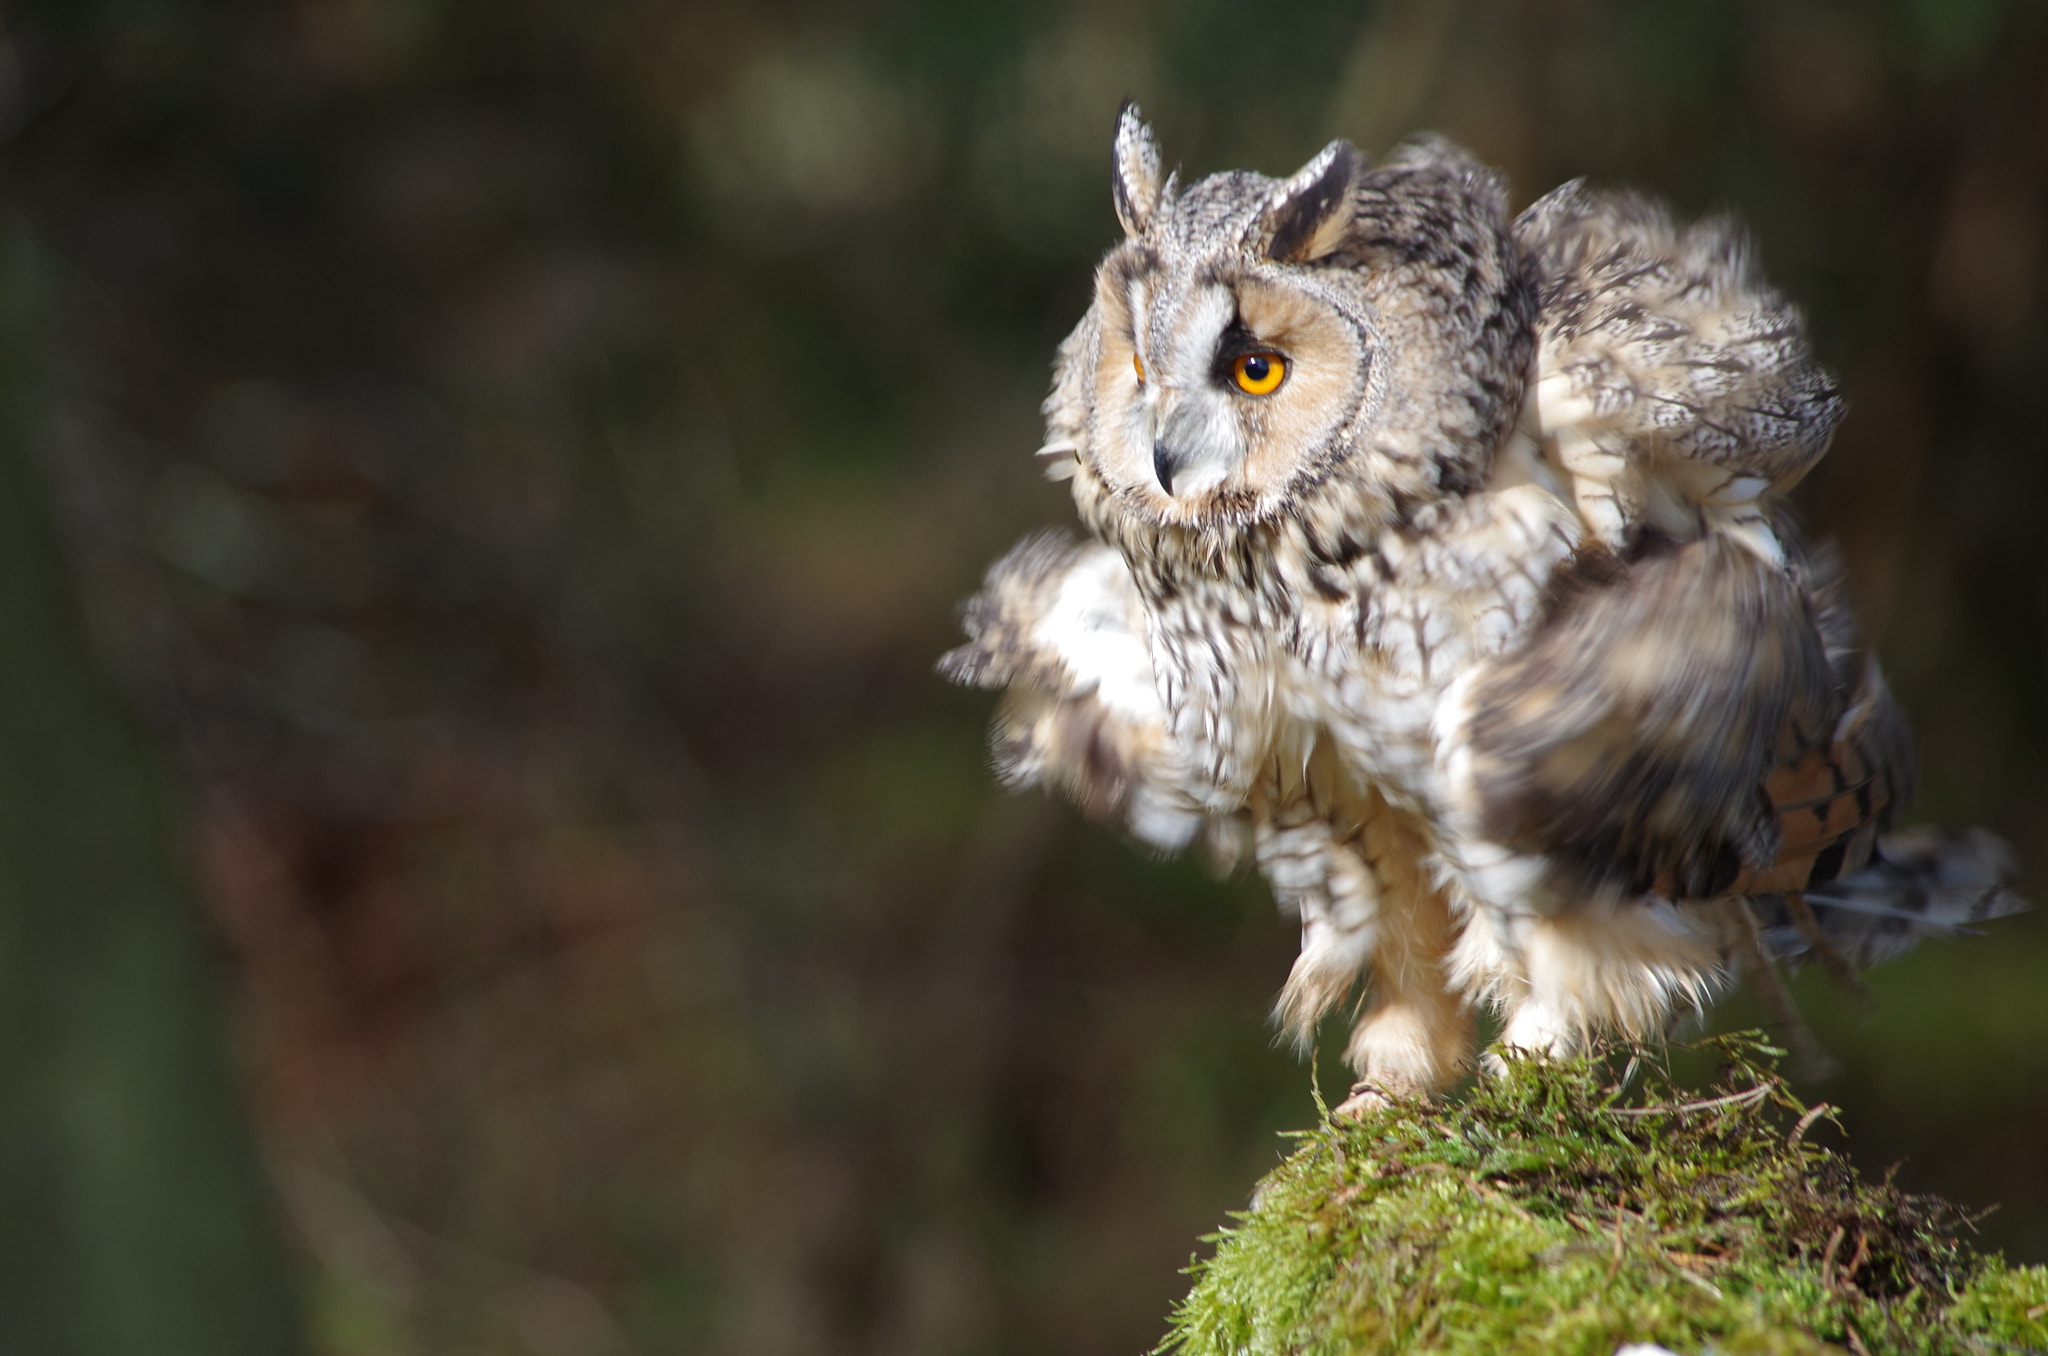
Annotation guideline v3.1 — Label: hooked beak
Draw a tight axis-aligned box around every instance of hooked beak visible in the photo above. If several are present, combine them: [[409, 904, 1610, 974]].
[[1146, 391, 1241, 500], [1152, 441, 1184, 496]]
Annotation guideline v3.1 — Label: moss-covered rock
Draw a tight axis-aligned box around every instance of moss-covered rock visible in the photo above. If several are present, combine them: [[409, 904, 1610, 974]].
[[1160, 1035, 2048, 1356]]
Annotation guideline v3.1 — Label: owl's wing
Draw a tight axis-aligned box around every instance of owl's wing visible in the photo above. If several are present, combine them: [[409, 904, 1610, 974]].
[[1735, 554, 2024, 961], [938, 532, 1219, 858], [1732, 541, 1914, 897], [1453, 527, 1836, 901], [1476, 182, 2008, 922], [1512, 182, 1845, 559], [1755, 829, 2025, 970], [1453, 521, 2024, 963]]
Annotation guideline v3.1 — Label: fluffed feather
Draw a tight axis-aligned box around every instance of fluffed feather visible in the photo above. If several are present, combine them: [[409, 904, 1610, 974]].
[[938, 532, 1208, 855]]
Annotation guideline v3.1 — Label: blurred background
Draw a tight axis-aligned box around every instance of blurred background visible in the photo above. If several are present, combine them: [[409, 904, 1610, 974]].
[[0, 0, 2044, 1352]]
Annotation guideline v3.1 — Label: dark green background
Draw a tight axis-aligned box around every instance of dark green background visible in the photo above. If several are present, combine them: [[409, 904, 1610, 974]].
[[1, 0, 2043, 1351]]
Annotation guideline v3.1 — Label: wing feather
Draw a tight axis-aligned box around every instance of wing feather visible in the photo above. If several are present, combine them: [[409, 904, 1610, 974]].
[[1514, 181, 1846, 554], [1453, 517, 2024, 962], [1458, 530, 1833, 901], [1755, 829, 2026, 969], [939, 532, 1212, 856], [1474, 183, 1991, 928]]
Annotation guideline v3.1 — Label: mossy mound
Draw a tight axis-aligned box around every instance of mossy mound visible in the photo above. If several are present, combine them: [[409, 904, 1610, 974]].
[[1161, 1035, 2048, 1356]]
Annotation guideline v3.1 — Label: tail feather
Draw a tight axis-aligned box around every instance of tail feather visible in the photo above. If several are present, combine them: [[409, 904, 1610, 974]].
[[1754, 827, 2026, 970]]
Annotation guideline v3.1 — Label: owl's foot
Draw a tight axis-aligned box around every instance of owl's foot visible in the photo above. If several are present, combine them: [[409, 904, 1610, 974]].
[[1478, 1045, 1553, 1081], [1332, 1074, 1423, 1119]]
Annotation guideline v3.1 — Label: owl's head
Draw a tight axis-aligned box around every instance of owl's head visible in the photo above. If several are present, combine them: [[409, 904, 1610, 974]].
[[1050, 103, 1532, 555]]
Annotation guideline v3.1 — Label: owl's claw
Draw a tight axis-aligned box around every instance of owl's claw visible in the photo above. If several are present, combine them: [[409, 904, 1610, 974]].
[[1333, 1076, 1424, 1119], [1332, 1082, 1390, 1119]]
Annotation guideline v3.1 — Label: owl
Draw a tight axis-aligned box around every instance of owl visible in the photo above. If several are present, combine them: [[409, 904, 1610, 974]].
[[941, 103, 2022, 1107]]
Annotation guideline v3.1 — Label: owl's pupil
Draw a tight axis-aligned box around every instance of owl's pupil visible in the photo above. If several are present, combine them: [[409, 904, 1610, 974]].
[[1241, 355, 1270, 383]]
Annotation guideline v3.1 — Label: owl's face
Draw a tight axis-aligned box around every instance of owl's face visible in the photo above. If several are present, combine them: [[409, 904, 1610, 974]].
[[1062, 107, 1381, 529]]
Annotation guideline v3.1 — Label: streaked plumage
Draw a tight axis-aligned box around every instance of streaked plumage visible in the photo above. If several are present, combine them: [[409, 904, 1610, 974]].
[[941, 104, 2023, 1102]]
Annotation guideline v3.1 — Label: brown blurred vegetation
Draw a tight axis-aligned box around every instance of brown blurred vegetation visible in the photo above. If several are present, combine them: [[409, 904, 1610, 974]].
[[1, 0, 2045, 1352]]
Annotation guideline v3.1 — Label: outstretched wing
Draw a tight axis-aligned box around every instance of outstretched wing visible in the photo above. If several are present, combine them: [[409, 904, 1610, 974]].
[[938, 532, 1215, 857]]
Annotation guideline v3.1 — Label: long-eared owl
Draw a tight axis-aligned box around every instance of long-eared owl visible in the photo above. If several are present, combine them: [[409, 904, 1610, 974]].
[[941, 103, 2021, 1104]]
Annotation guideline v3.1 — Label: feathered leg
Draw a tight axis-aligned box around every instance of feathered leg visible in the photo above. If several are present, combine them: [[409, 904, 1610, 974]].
[[1485, 895, 1723, 1063], [1336, 807, 1471, 1110]]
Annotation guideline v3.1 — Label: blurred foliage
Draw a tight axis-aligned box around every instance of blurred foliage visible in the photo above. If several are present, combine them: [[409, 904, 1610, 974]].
[[0, 0, 2043, 1353], [0, 221, 300, 1354]]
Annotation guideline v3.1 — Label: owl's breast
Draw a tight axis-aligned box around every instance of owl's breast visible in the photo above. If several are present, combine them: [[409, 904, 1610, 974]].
[[1299, 483, 1583, 814], [1139, 574, 1290, 812]]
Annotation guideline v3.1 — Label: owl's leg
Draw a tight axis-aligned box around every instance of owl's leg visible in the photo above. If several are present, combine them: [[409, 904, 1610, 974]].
[[1263, 758, 1473, 1110], [1333, 812, 1471, 1112], [1436, 830, 1725, 1068], [1336, 891, 1471, 1113], [1487, 897, 1722, 1068]]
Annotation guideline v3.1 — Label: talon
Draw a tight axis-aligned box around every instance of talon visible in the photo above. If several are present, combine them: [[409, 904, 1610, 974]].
[[1333, 1081, 1392, 1118], [1333, 1074, 1425, 1118]]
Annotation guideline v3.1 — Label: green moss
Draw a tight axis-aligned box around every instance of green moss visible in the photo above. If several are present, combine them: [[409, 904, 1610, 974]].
[[1160, 1035, 2048, 1356]]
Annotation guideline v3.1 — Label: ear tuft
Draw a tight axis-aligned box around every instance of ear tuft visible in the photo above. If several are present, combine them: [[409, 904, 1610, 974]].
[[1111, 100, 1166, 238], [1263, 140, 1362, 264]]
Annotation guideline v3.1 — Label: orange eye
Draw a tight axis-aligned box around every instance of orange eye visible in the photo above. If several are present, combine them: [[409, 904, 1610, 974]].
[[1232, 352, 1286, 395], [1133, 353, 1146, 383]]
